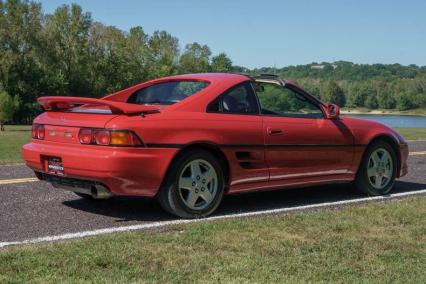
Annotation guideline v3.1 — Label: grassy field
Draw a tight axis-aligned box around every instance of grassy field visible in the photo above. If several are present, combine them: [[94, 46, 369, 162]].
[[0, 197, 425, 283], [396, 127, 426, 140], [0, 125, 425, 165], [0, 125, 31, 165]]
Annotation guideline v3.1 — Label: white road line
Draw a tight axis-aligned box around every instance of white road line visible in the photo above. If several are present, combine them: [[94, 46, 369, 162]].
[[409, 151, 426, 156], [1, 188, 426, 249], [0, 177, 39, 185], [0, 163, 25, 167]]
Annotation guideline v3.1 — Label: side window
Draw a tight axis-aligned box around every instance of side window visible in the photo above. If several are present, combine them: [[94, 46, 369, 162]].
[[254, 82, 323, 118], [207, 82, 259, 115]]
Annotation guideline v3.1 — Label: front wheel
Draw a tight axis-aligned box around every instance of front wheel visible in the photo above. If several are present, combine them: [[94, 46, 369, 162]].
[[158, 150, 225, 218], [355, 141, 397, 195]]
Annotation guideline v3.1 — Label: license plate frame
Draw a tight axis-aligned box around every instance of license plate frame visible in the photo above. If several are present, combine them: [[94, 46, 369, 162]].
[[47, 157, 64, 176]]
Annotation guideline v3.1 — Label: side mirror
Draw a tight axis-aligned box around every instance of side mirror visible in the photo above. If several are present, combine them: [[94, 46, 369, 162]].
[[325, 104, 340, 119]]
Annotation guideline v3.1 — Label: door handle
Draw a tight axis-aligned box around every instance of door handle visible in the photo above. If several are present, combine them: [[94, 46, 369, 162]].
[[267, 127, 283, 135]]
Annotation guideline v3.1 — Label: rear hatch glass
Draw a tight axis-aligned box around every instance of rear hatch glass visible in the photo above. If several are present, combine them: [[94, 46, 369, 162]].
[[127, 80, 209, 105]]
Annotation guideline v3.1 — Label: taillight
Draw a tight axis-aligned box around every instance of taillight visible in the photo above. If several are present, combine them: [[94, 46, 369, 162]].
[[110, 131, 142, 146], [78, 129, 142, 146], [31, 125, 37, 138], [78, 129, 93, 144], [94, 130, 111, 145], [38, 125, 45, 139], [32, 124, 45, 140]]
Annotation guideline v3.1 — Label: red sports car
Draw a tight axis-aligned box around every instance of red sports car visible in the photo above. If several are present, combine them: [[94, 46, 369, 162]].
[[22, 73, 409, 218]]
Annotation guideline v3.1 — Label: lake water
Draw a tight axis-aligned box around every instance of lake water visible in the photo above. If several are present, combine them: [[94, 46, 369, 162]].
[[342, 114, 426, 128]]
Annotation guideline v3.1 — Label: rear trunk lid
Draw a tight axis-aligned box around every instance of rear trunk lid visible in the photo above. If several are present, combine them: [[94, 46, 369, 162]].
[[34, 96, 159, 144], [34, 111, 119, 144]]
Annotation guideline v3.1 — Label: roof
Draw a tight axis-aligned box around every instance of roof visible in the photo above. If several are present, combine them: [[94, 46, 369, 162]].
[[160, 72, 251, 85]]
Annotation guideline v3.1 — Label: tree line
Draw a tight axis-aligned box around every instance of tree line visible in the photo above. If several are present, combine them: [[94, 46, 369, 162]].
[[0, 0, 233, 125], [1, 0, 426, 127], [249, 62, 426, 111]]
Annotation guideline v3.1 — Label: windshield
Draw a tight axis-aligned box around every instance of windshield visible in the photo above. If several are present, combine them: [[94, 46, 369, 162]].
[[127, 80, 209, 105]]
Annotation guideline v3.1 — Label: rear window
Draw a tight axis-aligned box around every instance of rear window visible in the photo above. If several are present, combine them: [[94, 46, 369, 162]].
[[127, 80, 209, 105]]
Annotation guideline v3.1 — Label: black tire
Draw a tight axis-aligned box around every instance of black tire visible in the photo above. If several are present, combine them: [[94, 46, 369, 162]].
[[158, 150, 225, 218], [355, 140, 397, 196]]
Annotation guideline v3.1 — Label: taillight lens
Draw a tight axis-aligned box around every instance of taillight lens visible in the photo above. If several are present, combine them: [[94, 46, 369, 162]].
[[78, 129, 93, 144], [78, 129, 142, 146], [31, 125, 37, 138], [94, 130, 111, 145], [110, 131, 142, 146], [38, 125, 45, 139], [32, 124, 45, 140]]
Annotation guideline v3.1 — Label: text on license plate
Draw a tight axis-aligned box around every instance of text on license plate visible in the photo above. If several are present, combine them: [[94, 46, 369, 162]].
[[47, 157, 64, 175]]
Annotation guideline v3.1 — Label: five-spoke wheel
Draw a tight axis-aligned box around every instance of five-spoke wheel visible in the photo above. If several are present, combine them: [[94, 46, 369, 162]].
[[355, 141, 397, 195], [366, 148, 393, 190], [178, 159, 218, 210], [158, 150, 225, 218]]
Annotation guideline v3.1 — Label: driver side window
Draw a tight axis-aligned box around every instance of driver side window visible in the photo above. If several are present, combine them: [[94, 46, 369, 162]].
[[254, 82, 323, 118]]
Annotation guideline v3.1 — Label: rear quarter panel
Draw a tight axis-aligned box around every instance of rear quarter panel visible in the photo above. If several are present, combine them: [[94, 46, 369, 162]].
[[106, 111, 268, 189]]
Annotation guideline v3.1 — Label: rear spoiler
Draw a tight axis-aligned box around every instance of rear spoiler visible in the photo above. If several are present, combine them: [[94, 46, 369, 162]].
[[37, 96, 159, 115]]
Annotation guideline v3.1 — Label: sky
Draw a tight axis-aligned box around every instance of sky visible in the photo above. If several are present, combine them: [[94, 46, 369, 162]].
[[38, 0, 426, 69]]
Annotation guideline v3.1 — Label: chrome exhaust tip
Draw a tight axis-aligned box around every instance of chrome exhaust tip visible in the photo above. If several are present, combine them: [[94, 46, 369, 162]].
[[91, 184, 113, 199]]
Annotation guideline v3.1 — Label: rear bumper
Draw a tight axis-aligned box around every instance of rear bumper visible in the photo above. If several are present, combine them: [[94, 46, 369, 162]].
[[22, 141, 179, 197], [398, 143, 409, 177]]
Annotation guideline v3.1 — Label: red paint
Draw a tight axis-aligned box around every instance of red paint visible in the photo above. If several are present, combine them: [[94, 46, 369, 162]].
[[22, 73, 408, 197]]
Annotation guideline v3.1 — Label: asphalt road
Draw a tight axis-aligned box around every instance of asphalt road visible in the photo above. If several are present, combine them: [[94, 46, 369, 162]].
[[1, 141, 425, 244]]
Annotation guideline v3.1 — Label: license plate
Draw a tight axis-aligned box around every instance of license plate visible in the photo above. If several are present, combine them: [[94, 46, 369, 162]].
[[47, 157, 64, 176]]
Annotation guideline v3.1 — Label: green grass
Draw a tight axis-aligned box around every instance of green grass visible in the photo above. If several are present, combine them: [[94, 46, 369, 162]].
[[395, 127, 426, 140], [0, 197, 425, 283], [0, 125, 31, 164]]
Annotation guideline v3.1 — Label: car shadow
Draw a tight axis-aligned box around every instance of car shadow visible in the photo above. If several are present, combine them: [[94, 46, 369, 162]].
[[62, 180, 426, 223]]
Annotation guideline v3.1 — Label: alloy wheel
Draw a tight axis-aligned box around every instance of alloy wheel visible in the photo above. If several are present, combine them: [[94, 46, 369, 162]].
[[178, 159, 218, 210], [367, 148, 394, 190]]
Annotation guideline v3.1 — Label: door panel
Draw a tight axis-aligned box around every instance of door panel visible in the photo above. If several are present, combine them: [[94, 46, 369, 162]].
[[253, 79, 354, 183], [264, 116, 354, 181]]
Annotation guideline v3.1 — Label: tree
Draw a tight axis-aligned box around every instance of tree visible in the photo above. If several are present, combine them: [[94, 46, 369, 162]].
[[321, 81, 346, 106], [396, 93, 414, 111], [346, 83, 377, 108], [0, 90, 20, 131], [179, 42, 211, 73], [365, 93, 378, 109], [0, 0, 44, 119], [43, 3, 93, 97], [147, 31, 179, 78], [87, 22, 127, 95], [211, 53, 233, 72], [377, 88, 396, 109], [3, 0, 426, 124]]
